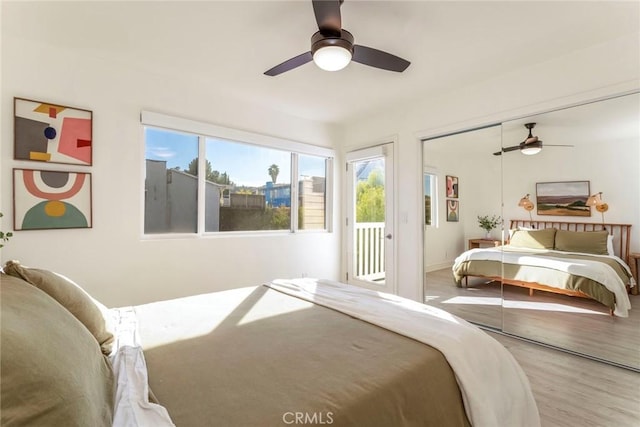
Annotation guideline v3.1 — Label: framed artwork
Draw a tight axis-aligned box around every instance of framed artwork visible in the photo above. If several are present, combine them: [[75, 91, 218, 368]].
[[13, 168, 92, 230], [14, 97, 92, 165], [536, 181, 590, 217], [446, 199, 459, 222], [446, 175, 458, 198]]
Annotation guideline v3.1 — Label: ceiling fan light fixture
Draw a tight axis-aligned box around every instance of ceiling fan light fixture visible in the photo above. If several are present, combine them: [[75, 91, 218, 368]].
[[313, 45, 352, 71], [521, 146, 542, 155]]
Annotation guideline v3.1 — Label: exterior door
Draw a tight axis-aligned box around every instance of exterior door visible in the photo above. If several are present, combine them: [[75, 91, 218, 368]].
[[345, 143, 395, 293]]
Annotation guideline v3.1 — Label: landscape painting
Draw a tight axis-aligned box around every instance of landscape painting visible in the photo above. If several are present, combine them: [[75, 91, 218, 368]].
[[536, 181, 590, 217]]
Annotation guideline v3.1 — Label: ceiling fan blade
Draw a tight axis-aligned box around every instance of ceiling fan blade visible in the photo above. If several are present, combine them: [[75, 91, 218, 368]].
[[493, 145, 521, 156], [352, 45, 410, 72], [312, 0, 342, 35], [503, 145, 523, 152], [264, 52, 313, 76]]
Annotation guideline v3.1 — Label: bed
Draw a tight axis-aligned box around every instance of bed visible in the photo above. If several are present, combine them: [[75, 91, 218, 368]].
[[452, 220, 635, 317], [1, 260, 540, 427]]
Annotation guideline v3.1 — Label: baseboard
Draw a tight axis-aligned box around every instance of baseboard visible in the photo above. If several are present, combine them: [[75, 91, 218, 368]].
[[425, 261, 454, 273]]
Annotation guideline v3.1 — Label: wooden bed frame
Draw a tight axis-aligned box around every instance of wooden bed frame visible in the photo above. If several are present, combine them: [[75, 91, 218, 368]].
[[463, 219, 633, 315]]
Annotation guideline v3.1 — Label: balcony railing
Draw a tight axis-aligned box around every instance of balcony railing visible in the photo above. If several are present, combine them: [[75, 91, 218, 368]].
[[355, 222, 385, 282]]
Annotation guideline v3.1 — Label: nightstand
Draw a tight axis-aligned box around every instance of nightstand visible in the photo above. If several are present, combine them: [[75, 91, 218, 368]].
[[629, 252, 640, 295], [468, 238, 501, 250]]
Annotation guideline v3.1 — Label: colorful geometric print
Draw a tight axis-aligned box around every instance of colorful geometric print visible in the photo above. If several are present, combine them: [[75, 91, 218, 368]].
[[14, 98, 92, 166]]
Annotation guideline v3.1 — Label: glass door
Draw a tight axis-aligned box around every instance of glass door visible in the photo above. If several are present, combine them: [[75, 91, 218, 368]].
[[346, 144, 395, 293]]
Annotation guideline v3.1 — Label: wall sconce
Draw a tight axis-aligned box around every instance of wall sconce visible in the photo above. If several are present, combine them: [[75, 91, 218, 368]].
[[518, 194, 535, 222], [586, 192, 609, 225]]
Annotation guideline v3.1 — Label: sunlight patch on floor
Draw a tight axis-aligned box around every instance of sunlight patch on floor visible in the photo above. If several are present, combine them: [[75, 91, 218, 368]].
[[441, 296, 502, 306], [503, 299, 607, 315], [439, 295, 607, 315]]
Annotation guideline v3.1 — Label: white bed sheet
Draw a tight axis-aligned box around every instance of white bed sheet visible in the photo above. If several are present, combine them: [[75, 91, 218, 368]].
[[108, 307, 175, 427]]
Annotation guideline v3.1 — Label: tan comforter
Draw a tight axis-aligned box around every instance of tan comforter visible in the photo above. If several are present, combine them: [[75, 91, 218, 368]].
[[453, 247, 633, 314], [134, 285, 471, 427]]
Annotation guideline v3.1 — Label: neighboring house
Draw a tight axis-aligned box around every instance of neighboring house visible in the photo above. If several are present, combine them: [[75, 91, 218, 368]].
[[145, 161, 327, 232], [355, 159, 383, 182], [262, 181, 291, 208], [298, 176, 326, 230], [259, 177, 326, 228], [145, 159, 223, 233]]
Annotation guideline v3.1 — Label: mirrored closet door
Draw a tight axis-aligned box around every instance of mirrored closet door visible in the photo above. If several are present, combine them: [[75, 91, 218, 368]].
[[422, 93, 639, 371], [423, 125, 503, 330], [500, 93, 640, 370]]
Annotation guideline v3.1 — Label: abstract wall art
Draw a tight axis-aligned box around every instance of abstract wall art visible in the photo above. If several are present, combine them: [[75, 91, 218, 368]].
[[446, 175, 458, 198], [13, 169, 92, 230], [446, 199, 459, 222], [14, 97, 92, 165]]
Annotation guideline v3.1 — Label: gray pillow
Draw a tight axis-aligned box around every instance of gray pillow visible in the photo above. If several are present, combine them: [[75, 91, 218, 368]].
[[0, 273, 114, 426], [3, 260, 114, 355], [509, 228, 556, 250], [554, 230, 609, 255]]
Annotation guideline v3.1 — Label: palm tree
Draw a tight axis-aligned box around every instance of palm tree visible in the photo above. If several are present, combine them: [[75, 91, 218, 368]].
[[268, 164, 279, 184]]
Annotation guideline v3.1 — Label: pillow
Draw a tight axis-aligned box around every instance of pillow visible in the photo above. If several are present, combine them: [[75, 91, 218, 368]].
[[508, 228, 556, 249], [508, 226, 533, 239], [554, 230, 609, 255], [0, 273, 114, 426], [3, 260, 114, 355], [607, 234, 615, 256]]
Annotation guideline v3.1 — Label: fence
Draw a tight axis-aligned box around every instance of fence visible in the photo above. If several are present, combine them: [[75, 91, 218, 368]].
[[355, 222, 385, 281]]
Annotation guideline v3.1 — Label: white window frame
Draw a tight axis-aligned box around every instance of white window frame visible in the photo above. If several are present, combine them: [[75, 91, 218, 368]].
[[141, 111, 334, 238]]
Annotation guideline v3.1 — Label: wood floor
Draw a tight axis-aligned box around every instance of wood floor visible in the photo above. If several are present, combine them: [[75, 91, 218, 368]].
[[425, 268, 640, 370], [488, 332, 640, 427]]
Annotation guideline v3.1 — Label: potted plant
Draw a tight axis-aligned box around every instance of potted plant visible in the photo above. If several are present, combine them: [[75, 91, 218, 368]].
[[477, 214, 501, 239], [0, 212, 12, 248]]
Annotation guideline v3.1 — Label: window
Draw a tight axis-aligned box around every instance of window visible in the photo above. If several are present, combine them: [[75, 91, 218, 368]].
[[424, 171, 438, 227], [142, 112, 333, 235], [298, 154, 328, 230], [205, 137, 292, 232], [144, 128, 199, 234]]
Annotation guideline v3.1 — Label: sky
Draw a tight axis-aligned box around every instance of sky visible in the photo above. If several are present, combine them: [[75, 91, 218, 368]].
[[145, 128, 326, 187]]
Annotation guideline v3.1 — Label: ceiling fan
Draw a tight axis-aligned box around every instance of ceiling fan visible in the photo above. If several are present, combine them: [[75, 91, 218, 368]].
[[264, 0, 411, 76], [493, 123, 573, 156]]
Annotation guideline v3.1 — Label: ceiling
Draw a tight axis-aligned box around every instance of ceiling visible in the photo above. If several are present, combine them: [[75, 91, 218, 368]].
[[3, 1, 639, 126], [424, 92, 639, 157]]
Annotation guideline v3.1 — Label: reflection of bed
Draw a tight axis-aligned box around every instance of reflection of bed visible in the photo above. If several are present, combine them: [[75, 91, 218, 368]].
[[1, 261, 541, 427], [452, 220, 634, 316]]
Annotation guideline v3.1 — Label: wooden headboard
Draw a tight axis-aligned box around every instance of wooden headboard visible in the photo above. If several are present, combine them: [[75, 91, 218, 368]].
[[509, 219, 632, 265]]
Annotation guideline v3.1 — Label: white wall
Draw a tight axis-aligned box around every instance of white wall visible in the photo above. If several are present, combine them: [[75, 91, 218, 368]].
[[501, 93, 640, 247], [1, 7, 340, 307], [423, 126, 502, 271], [340, 33, 640, 302]]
